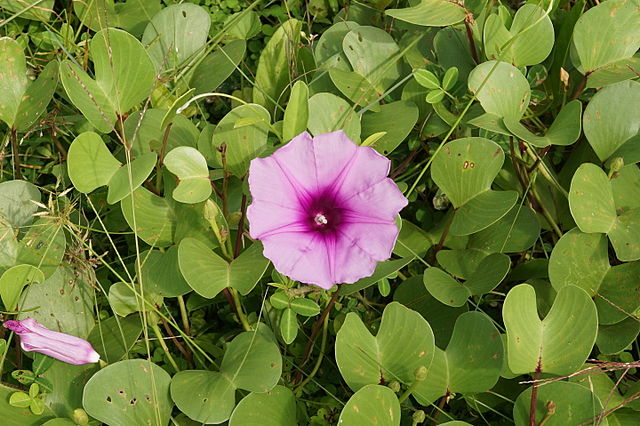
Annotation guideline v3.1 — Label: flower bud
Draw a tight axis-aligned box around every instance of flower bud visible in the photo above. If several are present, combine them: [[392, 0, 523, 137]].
[[73, 408, 90, 425], [3, 318, 100, 365], [388, 381, 401, 393], [608, 157, 624, 177], [412, 410, 426, 424], [414, 366, 428, 382]]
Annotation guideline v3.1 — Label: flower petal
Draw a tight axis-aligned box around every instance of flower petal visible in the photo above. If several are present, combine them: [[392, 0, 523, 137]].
[[330, 232, 380, 284], [261, 231, 334, 289], [313, 130, 391, 199], [269, 131, 318, 197], [342, 178, 408, 221], [247, 200, 305, 239]]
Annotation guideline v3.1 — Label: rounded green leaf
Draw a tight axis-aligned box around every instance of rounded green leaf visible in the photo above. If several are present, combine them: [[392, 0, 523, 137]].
[[468, 205, 540, 253], [572, 0, 640, 73], [212, 104, 271, 177], [335, 302, 435, 391], [414, 69, 440, 90], [595, 261, 640, 325], [0, 37, 28, 127], [190, 40, 246, 95], [503, 284, 598, 376], [608, 209, 640, 261], [164, 147, 211, 204], [468, 61, 530, 121], [87, 315, 143, 363], [229, 386, 296, 426], [342, 26, 401, 93], [67, 132, 121, 194], [385, 0, 466, 27], [280, 308, 298, 344], [423, 267, 468, 307], [549, 229, 610, 295], [289, 298, 321, 317], [338, 385, 400, 426], [450, 190, 518, 236], [360, 100, 419, 155], [177, 237, 229, 298], [125, 108, 199, 158], [513, 382, 604, 426], [0, 264, 44, 312], [106, 152, 157, 204], [483, 5, 554, 67], [16, 218, 66, 279], [0, 180, 40, 228], [83, 360, 172, 426], [142, 4, 210, 71], [140, 247, 191, 297], [596, 317, 640, 355], [170, 370, 235, 424], [504, 100, 582, 148], [121, 187, 175, 247], [431, 137, 505, 207], [569, 163, 617, 233], [583, 80, 640, 161], [308, 93, 361, 143]]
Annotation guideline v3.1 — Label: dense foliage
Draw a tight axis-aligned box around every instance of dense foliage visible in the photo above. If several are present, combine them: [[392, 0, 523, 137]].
[[1, 0, 640, 424]]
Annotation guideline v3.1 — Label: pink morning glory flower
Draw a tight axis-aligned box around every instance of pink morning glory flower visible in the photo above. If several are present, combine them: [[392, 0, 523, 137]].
[[247, 131, 408, 289], [3, 318, 100, 365]]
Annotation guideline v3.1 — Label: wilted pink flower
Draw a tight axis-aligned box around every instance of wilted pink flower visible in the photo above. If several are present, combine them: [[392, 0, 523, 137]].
[[4, 318, 100, 365], [247, 131, 408, 289]]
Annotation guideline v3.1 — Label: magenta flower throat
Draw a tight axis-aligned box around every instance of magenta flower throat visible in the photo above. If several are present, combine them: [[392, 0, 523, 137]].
[[247, 131, 408, 289]]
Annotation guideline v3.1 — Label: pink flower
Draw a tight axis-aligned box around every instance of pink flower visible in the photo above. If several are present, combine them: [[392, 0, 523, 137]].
[[247, 131, 408, 289], [3, 318, 100, 365]]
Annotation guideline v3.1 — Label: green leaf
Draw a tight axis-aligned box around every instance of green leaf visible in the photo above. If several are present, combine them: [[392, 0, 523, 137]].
[[360, 101, 418, 155], [142, 4, 210, 71], [468, 205, 540, 253], [338, 385, 400, 426], [83, 360, 173, 426], [583, 80, 640, 161], [32, 354, 54, 376], [596, 317, 640, 355], [283, 81, 309, 141], [67, 132, 121, 194], [253, 19, 302, 115], [190, 40, 246, 95], [503, 284, 598, 375], [87, 315, 143, 363], [386, 0, 466, 27], [178, 238, 269, 298], [513, 382, 605, 426], [170, 327, 282, 423], [0, 37, 28, 128], [608, 209, 640, 261], [595, 261, 640, 325], [290, 298, 321, 317], [0, 264, 44, 311], [308, 93, 361, 143], [504, 100, 582, 148], [212, 104, 271, 177], [280, 308, 298, 344], [60, 29, 155, 132], [414, 69, 440, 90], [342, 257, 415, 295], [483, 5, 555, 67], [269, 292, 289, 310], [442, 67, 458, 91], [124, 108, 199, 157], [414, 312, 503, 405], [549, 229, 609, 295], [229, 386, 297, 426], [431, 137, 505, 207], [15, 217, 66, 279], [14, 61, 59, 132], [1, 0, 54, 22], [106, 152, 157, 204], [423, 253, 510, 307], [73, 0, 161, 37], [572, 0, 640, 74], [468, 61, 531, 121], [18, 266, 94, 339], [9, 391, 32, 408], [335, 302, 435, 391], [164, 146, 212, 204], [569, 163, 617, 233], [0, 383, 53, 425], [0, 180, 40, 228], [450, 190, 518, 236], [121, 187, 176, 248], [425, 89, 445, 104], [329, 68, 380, 106], [140, 247, 191, 297], [342, 26, 401, 93]]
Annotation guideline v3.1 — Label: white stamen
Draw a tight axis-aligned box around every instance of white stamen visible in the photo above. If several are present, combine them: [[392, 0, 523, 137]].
[[314, 213, 328, 226]]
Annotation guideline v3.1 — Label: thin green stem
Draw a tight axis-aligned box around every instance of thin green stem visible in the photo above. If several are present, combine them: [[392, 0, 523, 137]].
[[177, 296, 190, 336], [151, 323, 180, 372], [229, 288, 252, 332]]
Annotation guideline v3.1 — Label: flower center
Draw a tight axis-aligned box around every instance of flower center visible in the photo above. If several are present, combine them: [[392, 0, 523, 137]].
[[314, 213, 328, 226]]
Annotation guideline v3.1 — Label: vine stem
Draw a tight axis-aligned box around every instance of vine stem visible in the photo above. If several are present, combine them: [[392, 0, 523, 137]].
[[294, 286, 342, 383], [530, 361, 542, 426], [151, 322, 180, 372], [10, 127, 21, 179], [294, 310, 330, 394], [229, 288, 252, 332]]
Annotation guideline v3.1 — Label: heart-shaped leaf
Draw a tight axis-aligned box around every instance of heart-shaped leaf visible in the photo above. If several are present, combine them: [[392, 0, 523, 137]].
[[60, 29, 155, 133], [468, 61, 530, 121], [414, 312, 503, 405], [0, 264, 44, 311], [308, 93, 361, 143], [170, 326, 281, 423], [142, 4, 210, 71], [361, 101, 419, 155], [229, 386, 297, 426], [503, 284, 597, 376], [335, 302, 435, 391], [504, 100, 582, 148], [468, 205, 540, 253], [178, 238, 269, 298]]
